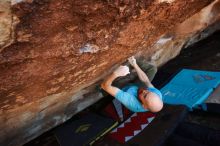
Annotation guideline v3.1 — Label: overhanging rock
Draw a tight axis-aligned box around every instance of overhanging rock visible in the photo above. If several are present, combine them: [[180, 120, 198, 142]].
[[0, 0, 220, 146]]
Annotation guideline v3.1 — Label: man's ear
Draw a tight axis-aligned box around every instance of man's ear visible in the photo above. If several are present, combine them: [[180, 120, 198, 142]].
[[142, 103, 148, 110]]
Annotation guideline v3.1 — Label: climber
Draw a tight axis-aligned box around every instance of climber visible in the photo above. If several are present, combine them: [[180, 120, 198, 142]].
[[101, 56, 163, 113]]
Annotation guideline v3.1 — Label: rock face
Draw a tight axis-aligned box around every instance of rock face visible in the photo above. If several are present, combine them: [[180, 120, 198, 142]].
[[149, 0, 220, 66], [0, 1, 14, 50], [0, 0, 220, 146]]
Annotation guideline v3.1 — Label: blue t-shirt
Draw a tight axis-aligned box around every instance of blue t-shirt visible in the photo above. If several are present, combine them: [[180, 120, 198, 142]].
[[115, 84, 163, 112]]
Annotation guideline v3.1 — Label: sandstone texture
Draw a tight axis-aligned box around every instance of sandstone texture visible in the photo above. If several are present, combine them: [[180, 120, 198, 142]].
[[0, 0, 220, 146], [148, 0, 220, 66], [0, 0, 13, 50]]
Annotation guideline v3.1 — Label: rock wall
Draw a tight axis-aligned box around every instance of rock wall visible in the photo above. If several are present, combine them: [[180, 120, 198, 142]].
[[0, 0, 220, 146], [148, 0, 220, 66]]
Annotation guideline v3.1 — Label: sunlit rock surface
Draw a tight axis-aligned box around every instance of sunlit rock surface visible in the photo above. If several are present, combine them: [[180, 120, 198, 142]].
[[0, 0, 220, 145], [149, 0, 220, 66]]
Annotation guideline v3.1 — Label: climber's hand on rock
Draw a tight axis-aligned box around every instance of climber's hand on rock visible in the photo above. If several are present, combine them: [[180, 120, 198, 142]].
[[128, 56, 137, 67], [113, 65, 130, 77]]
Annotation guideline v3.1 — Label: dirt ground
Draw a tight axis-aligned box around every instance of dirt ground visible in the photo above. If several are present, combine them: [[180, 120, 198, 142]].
[[24, 30, 220, 146]]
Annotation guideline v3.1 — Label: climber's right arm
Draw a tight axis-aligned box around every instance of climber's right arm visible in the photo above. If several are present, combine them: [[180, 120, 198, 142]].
[[101, 66, 130, 97]]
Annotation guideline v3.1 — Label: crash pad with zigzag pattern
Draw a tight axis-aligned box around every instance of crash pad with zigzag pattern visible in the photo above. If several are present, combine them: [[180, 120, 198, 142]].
[[108, 112, 155, 143]]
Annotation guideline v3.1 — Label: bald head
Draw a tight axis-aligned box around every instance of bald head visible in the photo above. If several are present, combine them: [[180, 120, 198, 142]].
[[146, 92, 163, 112], [138, 88, 163, 112]]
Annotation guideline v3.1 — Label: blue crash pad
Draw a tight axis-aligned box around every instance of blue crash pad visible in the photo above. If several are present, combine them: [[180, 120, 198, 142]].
[[161, 84, 213, 109], [160, 69, 220, 109], [168, 69, 220, 88]]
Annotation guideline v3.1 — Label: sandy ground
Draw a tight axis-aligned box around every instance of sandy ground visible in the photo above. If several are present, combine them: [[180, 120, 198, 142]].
[[24, 31, 220, 146]]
